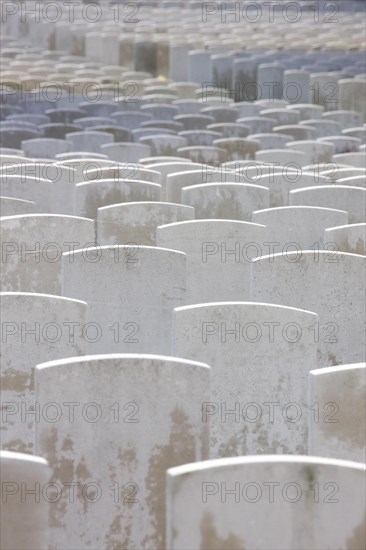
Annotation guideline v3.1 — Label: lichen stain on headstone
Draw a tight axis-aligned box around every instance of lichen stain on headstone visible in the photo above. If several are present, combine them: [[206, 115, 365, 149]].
[[328, 353, 342, 366], [42, 427, 73, 529], [2, 438, 29, 453], [143, 407, 196, 549], [105, 513, 132, 550], [75, 456, 93, 514], [303, 464, 317, 488], [61, 436, 73, 452], [1, 368, 33, 394], [334, 234, 365, 255], [105, 447, 137, 550], [41, 428, 93, 528], [200, 512, 245, 550], [217, 419, 292, 457], [317, 381, 365, 447], [346, 517, 366, 550], [217, 427, 247, 458]]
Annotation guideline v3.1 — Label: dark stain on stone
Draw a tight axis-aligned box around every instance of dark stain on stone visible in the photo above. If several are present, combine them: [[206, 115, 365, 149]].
[[143, 407, 196, 549], [346, 517, 366, 550], [105, 446, 137, 549], [1, 369, 34, 394], [328, 353, 341, 366], [200, 511, 245, 549]]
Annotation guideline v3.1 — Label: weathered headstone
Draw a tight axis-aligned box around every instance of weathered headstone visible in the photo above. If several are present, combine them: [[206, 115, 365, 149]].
[[167, 456, 366, 549], [75, 179, 162, 219], [252, 206, 348, 249], [324, 223, 366, 255], [65, 131, 114, 154], [101, 143, 151, 163], [1, 292, 87, 452], [35, 354, 210, 549], [181, 183, 269, 221], [1, 214, 95, 293], [62, 246, 185, 354], [290, 185, 366, 223], [252, 251, 365, 366], [173, 302, 318, 456], [157, 220, 265, 302], [98, 202, 194, 246]]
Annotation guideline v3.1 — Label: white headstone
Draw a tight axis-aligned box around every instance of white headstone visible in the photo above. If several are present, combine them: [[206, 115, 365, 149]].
[[0, 196, 37, 216], [178, 145, 227, 164], [248, 133, 294, 150], [212, 138, 260, 161], [251, 251, 366, 366], [323, 110, 363, 129], [318, 136, 361, 154], [0, 214, 95, 293], [252, 206, 348, 250], [181, 183, 269, 221], [167, 456, 366, 550], [62, 246, 186, 354], [65, 131, 113, 153], [248, 171, 330, 207], [101, 143, 151, 163], [274, 125, 317, 141], [35, 354, 210, 549], [173, 302, 317, 456], [324, 223, 366, 255], [21, 138, 72, 159], [82, 165, 162, 185], [333, 152, 366, 168], [1, 292, 87, 452], [256, 149, 308, 167], [98, 202, 194, 246], [143, 162, 202, 200], [0, 165, 76, 214], [140, 135, 187, 156], [286, 141, 334, 164], [339, 79, 366, 122], [75, 179, 162, 219], [166, 169, 235, 203], [290, 185, 366, 223], [157, 220, 265, 303]]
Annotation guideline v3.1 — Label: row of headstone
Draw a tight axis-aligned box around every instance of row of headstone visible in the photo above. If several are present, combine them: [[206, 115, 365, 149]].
[[2, 287, 365, 459], [2, 450, 365, 550], [1, 356, 365, 548]]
